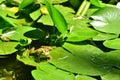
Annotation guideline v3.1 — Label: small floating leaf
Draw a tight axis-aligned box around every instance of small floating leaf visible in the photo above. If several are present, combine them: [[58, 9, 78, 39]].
[[0, 42, 18, 55], [103, 38, 120, 49]]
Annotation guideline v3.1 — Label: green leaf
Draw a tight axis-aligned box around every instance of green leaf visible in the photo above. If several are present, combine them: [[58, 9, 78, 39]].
[[90, 7, 120, 34], [68, 19, 90, 30], [49, 43, 110, 76], [2, 26, 36, 41], [44, 0, 68, 34], [86, 8, 99, 17], [30, 9, 41, 21], [19, 0, 34, 10], [17, 49, 39, 66], [0, 4, 18, 18], [90, 0, 104, 7], [38, 5, 75, 26], [0, 17, 13, 29], [19, 38, 32, 46], [0, 0, 4, 3], [75, 75, 96, 80], [0, 13, 16, 27], [37, 15, 54, 26], [92, 50, 120, 68], [69, 0, 81, 9], [0, 42, 18, 55], [54, 5, 75, 23], [101, 68, 120, 80], [0, 29, 2, 35], [24, 29, 45, 40], [103, 38, 120, 49], [93, 32, 118, 41], [67, 28, 98, 42], [38, 0, 68, 4], [32, 62, 75, 80]]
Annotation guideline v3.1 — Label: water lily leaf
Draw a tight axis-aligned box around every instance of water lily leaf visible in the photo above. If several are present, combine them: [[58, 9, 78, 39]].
[[2, 26, 36, 41], [19, 0, 34, 10], [103, 38, 120, 49], [17, 56, 39, 66], [54, 5, 75, 23], [0, 42, 18, 55], [49, 43, 110, 76], [93, 50, 120, 68], [0, 5, 18, 26], [90, 0, 104, 7], [0, 13, 16, 27], [90, 7, 120, 34], [0, 5, 18, 18], [37, 15, 53, 26], [101, 68, 120, 80], [38, 0, 68, 4], [67, 28, 98, 42], [75, 75, 96, 80], [0, 17, 13, 29], [93, 32, 118, 41], [24, 29, 45, 40], [30, 9, 41, 21], [17, 49, 39, 66], [19, 38, 32, 46], [87, 8, 99, 17], [38, 5, 75, 26], [0, 0, 4, 3], [44, 0, 68, 34], [68, 19, 91, 32], [32, 62, 74, 80], [0, 29, 2, 35]]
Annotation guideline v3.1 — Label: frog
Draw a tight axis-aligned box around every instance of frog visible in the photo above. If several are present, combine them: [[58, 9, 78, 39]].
[[28, 46, 55, 61]]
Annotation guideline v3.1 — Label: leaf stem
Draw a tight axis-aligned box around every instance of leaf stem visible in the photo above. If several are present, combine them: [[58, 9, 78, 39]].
[[80, 2, 90, 17], [76, 0, 87, 16], [76, 0, 90, 17]]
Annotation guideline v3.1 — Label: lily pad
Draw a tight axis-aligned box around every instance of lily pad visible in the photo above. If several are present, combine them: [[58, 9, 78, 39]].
[[101, 68, 120, 80], [93, 32, 118, 41], [30, 9, 41, 21], [49, 43, 110, 76], [0, 42, 18, 55], [54, 5, 75, 23], [17, 49, 40, 66], [37, 15, 53, 26], [67, 28, 98, 42], [75, 75, 96, 80], [90, 7, 120, 34], [37, 0, 68, 4], [0, 5, 18, 18], [17, 55, 39, 66], [93, 49, 120, 68], [2, 26, 36, 41], [24, 29, 45, 40], [38, 5, 75, 26], [0, 0, 4, 3], [90, 0, 104, 7], [68, 19, 90, 30], [32, 62, 74, 80], [103, 38, 120, 49]]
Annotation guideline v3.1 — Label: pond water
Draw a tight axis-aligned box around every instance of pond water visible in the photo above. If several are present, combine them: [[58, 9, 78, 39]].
[[0, 53, 35, 80]]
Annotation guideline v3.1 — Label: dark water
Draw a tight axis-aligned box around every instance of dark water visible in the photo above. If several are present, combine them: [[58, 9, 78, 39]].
[[0, 53, 35, 80]]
